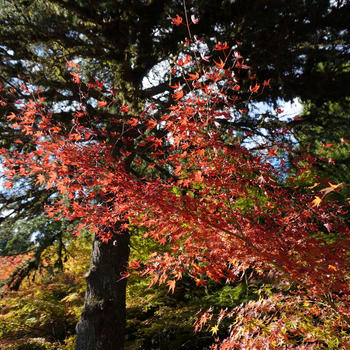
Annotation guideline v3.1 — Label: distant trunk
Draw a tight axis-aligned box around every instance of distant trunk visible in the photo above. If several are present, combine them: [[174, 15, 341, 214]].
[[75, 230, 130, 350]]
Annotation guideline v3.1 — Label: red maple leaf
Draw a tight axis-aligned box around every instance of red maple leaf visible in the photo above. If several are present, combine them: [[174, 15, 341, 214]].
[[120, 105, 129, 113], [167, 280, 176, 293], [127, 118, 139, 126], [187, 72, 199, 81], [214, 58, 225, 69], [216, 41, 229, 51], [250, 83, 260, 93], [172, 89, 184, 101], [171, 14, 182, 26], [70, 72, 81, 84], [97, 100, 108, 107]]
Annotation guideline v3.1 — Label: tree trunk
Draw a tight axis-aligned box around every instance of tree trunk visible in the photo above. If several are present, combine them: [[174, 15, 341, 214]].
[[75, 230, 130, 350]]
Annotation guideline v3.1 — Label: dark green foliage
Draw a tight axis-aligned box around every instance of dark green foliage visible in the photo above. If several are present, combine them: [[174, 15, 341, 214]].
[[0, 0, 348, 115], [295, 98, 350, 185]]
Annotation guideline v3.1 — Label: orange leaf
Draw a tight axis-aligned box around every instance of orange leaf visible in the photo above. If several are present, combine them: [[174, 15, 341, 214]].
[[187, 72, 199, 81], [250, 83, 260, 93], [233, 84, 240, 91], [177, 58, 185, 67], [328, 265, 337, 272], [184, 55, 192, 65], [167, 279, 176, 293], [146, 119, 157, 129], [36, 174, 46, 185], [4, 181, 13, 189], [195, 278, 206, 286], [194, 171, 204, 183], [170, 82, 181, 89], [323, 143, 333, 148], [7, 112, 16, 121], [97, 101, 108, 107], [171, 14, 182, 26], [172, 90, 184, 101], [129, 260, 141, 269], [120, 105, 129, 113], [127, 118, 139, 126], [70, 72, 81, 84], [216, 41, 229, 51], [214, 58, 225, 69], [66, 59, 78, 68], [74, 111, 85, 118], [267, 148, 278, 157]]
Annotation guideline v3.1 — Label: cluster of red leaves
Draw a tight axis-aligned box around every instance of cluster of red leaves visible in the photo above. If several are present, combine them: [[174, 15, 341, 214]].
[[1, 19, 349, 347], [0, 254, 32, 283]]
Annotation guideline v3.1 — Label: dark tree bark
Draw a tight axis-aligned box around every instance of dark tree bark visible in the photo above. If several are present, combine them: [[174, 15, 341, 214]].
[[75, 230, 130, 350]]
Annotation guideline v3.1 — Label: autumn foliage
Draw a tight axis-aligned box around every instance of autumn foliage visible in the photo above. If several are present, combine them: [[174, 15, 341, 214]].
[[0, 254, 32, 284], [1, 13, 349, 348]]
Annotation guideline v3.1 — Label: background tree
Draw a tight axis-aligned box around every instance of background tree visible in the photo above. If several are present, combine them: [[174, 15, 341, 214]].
[[294, 98, 350, 188]]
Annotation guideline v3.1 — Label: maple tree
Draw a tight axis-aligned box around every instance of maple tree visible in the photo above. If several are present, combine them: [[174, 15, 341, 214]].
[[1, 11, 349, 349], [1, 1, 349, 285]]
